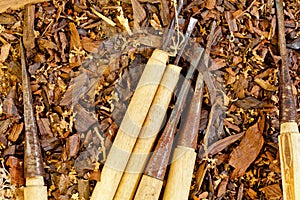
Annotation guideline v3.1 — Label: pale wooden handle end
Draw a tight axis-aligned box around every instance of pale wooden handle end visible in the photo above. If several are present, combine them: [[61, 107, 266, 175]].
[[134, 175, 163, 200], [279, 122, 300, 200], [24, 176, 47, 200], [163, 146, 196, 200]]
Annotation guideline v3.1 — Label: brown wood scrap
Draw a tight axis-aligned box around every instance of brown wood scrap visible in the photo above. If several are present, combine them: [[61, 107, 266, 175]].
[[78, 179, 90, 200], [0, 43, 10, 63], [217, 176, 229, 197], [159, 0, 170, 26], [259, 183, 282, 199], [8, 123, 23, 142], [23, 5, 35, 53], [6, 156, 24, 186], [2, 86, 19, 118], [229, 116, 265, 178], [202, 132, 244, 158], [131, 0, 146, 28], [66, 133, 80, 159]]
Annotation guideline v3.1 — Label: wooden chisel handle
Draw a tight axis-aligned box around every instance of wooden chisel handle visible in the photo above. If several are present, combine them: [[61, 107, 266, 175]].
[[163, 85, 202, 200], [163, 146, 196, 200], [134, 175, 164, 200], [279, 122, 300, 200]]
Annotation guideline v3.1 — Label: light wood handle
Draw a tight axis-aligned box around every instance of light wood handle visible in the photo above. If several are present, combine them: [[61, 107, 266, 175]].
[[134, 175, 163, 200], [24, 176, 47, 200], [90, 49, 169, 200], [163, 146, 196, 200], [114, 64, 181, 200], [279, 122, 300, 200]]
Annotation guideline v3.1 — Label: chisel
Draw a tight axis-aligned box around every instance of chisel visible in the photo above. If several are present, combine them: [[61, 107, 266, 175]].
[[21, 41, 47, 200], [275, 0, 300, 199], [163, 20, 216, 200]]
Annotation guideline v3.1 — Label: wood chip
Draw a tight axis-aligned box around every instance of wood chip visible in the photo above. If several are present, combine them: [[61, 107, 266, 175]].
[[225, 11, 238, 34], [259, 183, 282, 199], [38, 38, 58, 50], [131, 0, 146, 28], [23, 5, 35, 52], [254, 78, 278, 91], [237, 183, 244, 200], [234, 96, 263, 109], [116, 7, 132, 35], [3, 86, 19, 118], [38, 118, 60, 151], [6, 156, 25, 186], [8, 123, 23, 142], [209, 58, 227, 71], [0, 13, 17, 24], [69, 22, 82, 50], [89, 169, 101, 182], [224, 119, 241, 132], [59, 32, 68, 62], [217, 176, 229, 197], [195, 161, 208, 191], [74, 104, 98, 133], [66, 133, 80, 158], [205, 0, 216, 10], [37, 118, 53, 138], [0, 43, 10, 63], [0, 133, 7, 148], [0, 119, 12, 135], [81, 37, 101, 53], [159, 0, 170, 26], [78, 179, 90, 200], [229, 118, 265, 178], [58, 174, 72, 194]]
